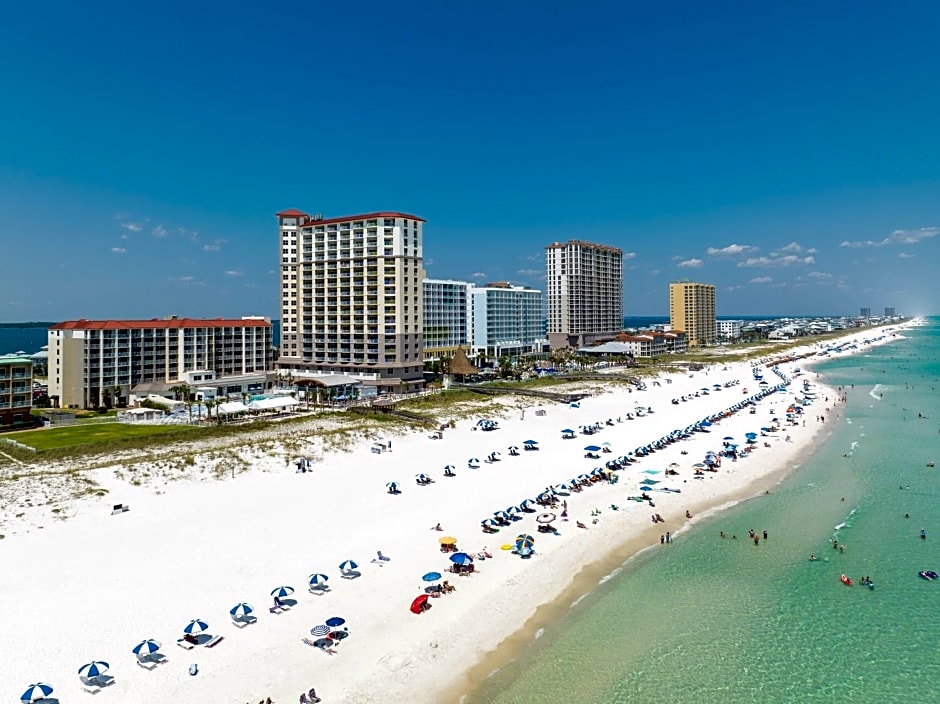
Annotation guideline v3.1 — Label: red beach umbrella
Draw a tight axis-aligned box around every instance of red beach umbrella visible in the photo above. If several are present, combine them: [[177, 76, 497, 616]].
[[410, 594, 430, 614]]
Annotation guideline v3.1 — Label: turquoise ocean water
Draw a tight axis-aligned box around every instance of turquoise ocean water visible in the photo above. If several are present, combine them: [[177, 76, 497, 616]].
[[468, 319, 940, 704]]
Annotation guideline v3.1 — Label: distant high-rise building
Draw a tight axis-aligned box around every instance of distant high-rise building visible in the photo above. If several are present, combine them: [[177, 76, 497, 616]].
[[275, 209, 426, 394], [884, 307, 896, 317], [669, 281, 716, 346], [717, 319, 743, 340], [545, 240, 623, 349], [860, 307, 871, 319]]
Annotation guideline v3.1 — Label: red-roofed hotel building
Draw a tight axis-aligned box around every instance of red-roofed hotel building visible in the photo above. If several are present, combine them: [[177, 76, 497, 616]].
[[47, 317, 273, 409], [275, 209, 426, 394]]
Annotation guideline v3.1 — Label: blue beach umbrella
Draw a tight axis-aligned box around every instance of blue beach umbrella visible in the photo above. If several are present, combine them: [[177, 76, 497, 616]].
[[20, 683, 54, 703], [415, 473, 431, 482], [561, 428, 574, 434], [523, 440, 538, 445], [443, 465, 455, 472], [229, 603, 254, 619], [450, 552, 474, 565], [308, 573, 329, 586], [78, 661, 110, 679], [481, 518, 498, 527], [422, 571, 442, 582], [339, 559, 359, 572], [310, 624, 330, 637], [386, 481, 399, 491], [132, 639, 162, 656], [271, 585, 295, 599], [584, 445, 601, 452], [325, 616, 346, 628], [468, 458, 480, 466], [493, 510, 510, 519], [183, 619, 208, 635]]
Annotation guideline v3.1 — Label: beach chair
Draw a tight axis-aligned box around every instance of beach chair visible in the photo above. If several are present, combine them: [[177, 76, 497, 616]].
[[205, 634, 224, 648], [377, 550, 391, 562], [176, 638, 196, 650], [232, 613, 258, 627]]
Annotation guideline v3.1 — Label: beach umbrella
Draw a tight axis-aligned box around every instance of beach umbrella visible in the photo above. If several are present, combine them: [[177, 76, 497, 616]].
[[229, 603, 254, 619], [506, 506, 520, 514], [386, 481, 399, 491], [584, 445, 601, 452], [439, 536, 457, 545], [443, 465, 455, 472], [523, 440, 538, 445], [491, 451, 501, 457], [493, 510, 510, 519], [132, 639, 162, 656], [561, 429, 574, 434], [422, 571, 443, 582], [271, 585, 295, 599], [536, 512, 557, 524], [723, 436, 734, 441], [450, 552, 474, 565], [325, 616, 346, 628], [601, 441, 611, 447], [468, 458, 480, 465], [415, 473, 431, 482], [339, 560, 358, 572], [183, 619, 208, 635], [20, 683, 53, 703], [308, 573, 329, 586], [481, 518, 498, 527], [515, 534, 535, 549], [507, 446, 519, 452], [310, 624, 330, 637], [78, 661, 110, 679], [410, 594, 430, 614]]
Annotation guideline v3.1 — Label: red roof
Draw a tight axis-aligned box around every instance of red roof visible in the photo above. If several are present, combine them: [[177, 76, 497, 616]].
[[275, 208, 309, 218], [296, 211, 426, 227], [50, 318, 271, 331]]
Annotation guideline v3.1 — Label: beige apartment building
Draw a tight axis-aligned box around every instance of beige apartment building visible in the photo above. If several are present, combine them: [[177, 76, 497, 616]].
[[275, 209, 426, 394], [669, 281, 716, 346], [545, 240, 623, 349], [47, 317, 273, 409]]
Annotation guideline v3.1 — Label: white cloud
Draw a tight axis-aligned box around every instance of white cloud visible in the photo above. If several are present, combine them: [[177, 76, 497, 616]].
[[773, 241, 817, 255], [179, 276, 195, 282], [725, 284, 744, 291], [806, 271, 832, 279], [706, 243, 758, 257], [649, 269, 660, 276], [203, 238, 226, 252], [224, 270, 243, 277], [152, 224, 169, 238], [898, 252, 916, 259], [677, 258, 703, 268], [841, 226, 939, 248], [121, 222, 143, 233], [471, 272, 487, 278], [516, 268, 542, 277], [111, 247, 126, 254], [623, 252, 637, 260], [738, 254, 814, 268], [749, 276, 772, 284]]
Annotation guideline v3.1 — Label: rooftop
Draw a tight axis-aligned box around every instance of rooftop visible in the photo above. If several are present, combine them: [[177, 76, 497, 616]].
[[50, 318, 272, 331], [277, 210, 426, 227]]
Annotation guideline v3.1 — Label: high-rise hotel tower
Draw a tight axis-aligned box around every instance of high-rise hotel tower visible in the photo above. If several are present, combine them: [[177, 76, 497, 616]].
[[275, 209, 426, 394]]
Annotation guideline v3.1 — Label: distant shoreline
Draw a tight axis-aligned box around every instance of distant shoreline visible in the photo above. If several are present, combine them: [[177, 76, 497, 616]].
[[0, 322, 55, 329]]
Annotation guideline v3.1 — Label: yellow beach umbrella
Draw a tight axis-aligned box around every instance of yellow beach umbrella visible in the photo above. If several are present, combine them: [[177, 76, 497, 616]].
[[439, 536, 458, 545]]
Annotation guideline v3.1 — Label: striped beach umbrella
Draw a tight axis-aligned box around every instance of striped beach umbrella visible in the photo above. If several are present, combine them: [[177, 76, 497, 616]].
[[515, 534, 535, 549], [21, 683, 54, 703], [310, 624, 330, 636], [271, 586, 295, 599], [183, 619, 208, 635], [229, 603, 254, 619], [132, 639, 162, 656], [78, 661, 110, 678], [339, 559, 358, 572], [308, 573, 329, 586]]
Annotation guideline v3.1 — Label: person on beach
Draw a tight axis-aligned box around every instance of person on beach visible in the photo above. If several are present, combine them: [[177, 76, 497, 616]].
[[660, 534, 665, 544], [763, 530, 768, 540], [921, 529, 927, 540], [720, 531, 726, 538]]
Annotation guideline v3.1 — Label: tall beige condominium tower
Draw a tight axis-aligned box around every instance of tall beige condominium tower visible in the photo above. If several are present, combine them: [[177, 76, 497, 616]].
[[275, 209, 426, 394], [545, 240, 623, 349], [669, 281, 716, 346]]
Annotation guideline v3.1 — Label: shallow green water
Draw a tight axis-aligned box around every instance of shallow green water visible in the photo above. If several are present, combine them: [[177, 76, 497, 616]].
[[468, 320, 940, 704]]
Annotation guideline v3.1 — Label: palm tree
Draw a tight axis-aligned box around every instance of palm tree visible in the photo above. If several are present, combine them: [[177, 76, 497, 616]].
[[170, 384, 191, 402], [204, 398, 218, 425], [112, 384, 123, 408]]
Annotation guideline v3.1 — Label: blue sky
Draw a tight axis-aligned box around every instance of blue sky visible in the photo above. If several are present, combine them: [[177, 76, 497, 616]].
[[2, 0, 938, 320]]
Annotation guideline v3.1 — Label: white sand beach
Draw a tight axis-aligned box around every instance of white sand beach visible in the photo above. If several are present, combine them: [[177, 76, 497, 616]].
[[0, 325, 912, 704]]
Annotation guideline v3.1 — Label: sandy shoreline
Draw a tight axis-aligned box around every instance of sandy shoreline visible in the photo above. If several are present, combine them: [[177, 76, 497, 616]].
[[0, 323, 913, 704]]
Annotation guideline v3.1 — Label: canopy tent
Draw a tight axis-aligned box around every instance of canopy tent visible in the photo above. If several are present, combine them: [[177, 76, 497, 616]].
[[248, 396, 299, 411], [217, 401, 249, 415]]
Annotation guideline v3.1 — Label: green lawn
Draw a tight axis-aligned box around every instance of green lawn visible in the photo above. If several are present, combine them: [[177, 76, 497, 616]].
[[12, 423, 191, 451]]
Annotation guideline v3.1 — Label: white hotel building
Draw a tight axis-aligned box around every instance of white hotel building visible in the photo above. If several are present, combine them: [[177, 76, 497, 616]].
[[275, 209, 426, 394], [423, 279, 545, 362]]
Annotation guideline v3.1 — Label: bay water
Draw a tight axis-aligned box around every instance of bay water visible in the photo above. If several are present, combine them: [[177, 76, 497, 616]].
[[467, 318, 940, 703]]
